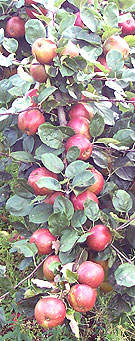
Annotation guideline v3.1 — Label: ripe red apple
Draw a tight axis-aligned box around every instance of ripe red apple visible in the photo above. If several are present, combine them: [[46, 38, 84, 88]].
[[130, 97, 135, 110], [28, 167, 58, 196], [103, 35, 129, 60], [18, 109, 45, 135], [34, 297, 66, 328], [69, 102, 94, 121], [60, 41, 79, 58], [25, 0, 36, 4], [67, 116, 91, 140], [25, 88, 38, 107], [94, 56, 111, 72], [30, 228, 56, 254], [32, 38, 57, 65], [30, 59, 48, 83], [74, 12, 83, 28], [77, 261, 104, 288], [71, 190, 99, 211], [86, 224, 112, 251], [65, 134, 93, 161], [5, 16, 25, 38], [25, 6, 48, 19], [118, 13, 135, 36], [44, 191, 64, 205], [87, 168, 104, 195], [43, 255, 61, 281], [67, 284, 97, 312]]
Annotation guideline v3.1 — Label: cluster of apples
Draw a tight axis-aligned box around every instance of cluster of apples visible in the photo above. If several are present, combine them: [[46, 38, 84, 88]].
[[29, 222, 112, 328]]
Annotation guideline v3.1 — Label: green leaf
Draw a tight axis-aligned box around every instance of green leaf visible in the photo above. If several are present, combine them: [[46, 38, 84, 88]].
[[65, 270, 78, 283], [14, 179, 35, 199], [115, 263, 135, 287], [113, 129, 134, 147], [103, 3, 119, 28], [112, 189, 133, 212], [124, 35, 135, 47], [106, 50, 124, 72], [117, 0, 135, 10], [10, 240, 38, 257], [77, 232, 92, 243], [10, 151, 34, 162], [71, 210, 87, 228], [90, 113, 105, 137], [65, 160, 89, 179], [53, 196, 74, 221], [29, 203, 53, 224], [0, 308, 6, 328], [122, 69, 135, 82], [41, 153, 64, 173], [0, 277, 13, 293], [95, 137, 119, 145], [37, 177, 61, 191], [25, 19, 46, 45], [59, 13, 76, 35], [84, 199, 100, 222], [38, 123, 64, 149], [6, 195, 33, 216], [3, 37, 18, 53], [60, 229, 79, 252], [80, 7, 97, 32], [66, 146, 80, 163], [72, 171, 95, 188], [94, 103, 115, 125], [48, 211, 70, 236], [38, 87, 57, 104]]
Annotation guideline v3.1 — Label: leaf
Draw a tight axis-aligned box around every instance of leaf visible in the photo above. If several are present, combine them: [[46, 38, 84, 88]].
[[106, 50, 124, 72], [113, 129, 134, 147], [0, 308, 6, 328], [53, 196, 74, 221], [48, 211, 70, 236], [103, 3, 119, 28], [77, 232, 92, 243], [66, 146, 80, 163], [18, 257, 33, 271], [94, 103, 115, 125], [84, 199, 100, 222], [122, 69, 135, 82], [3, 37, 18, 53], [124, 35, 135, 47], [37, 177, 61, 191], [38, 86, 57, 103], [66, 313, 80, 339], [112, 189, 133, 212], [72, 170, 95, 188], [38, 123, 64, 149], [29, 203, 53, 224], [14, 179, 35, 199], [0, 277, 13, 292], [115, 263, 135, 287], [25, 19, 46, 45], [90, 113, 105, 137], [10, 239, 38, 257], [10, 151, 35, 162], [41, 153, 64, 173], [6, 195, 33, 216], [71, 210, 87, 228], [117, 0, 135, 10], [80, 7, 97, 32], [65, 160, 89, 179], [32, 279, 56, 289], [60, 229, 79, 252]]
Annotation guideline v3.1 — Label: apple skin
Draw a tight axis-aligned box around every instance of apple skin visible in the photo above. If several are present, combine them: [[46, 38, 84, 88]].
[[94, 56, 111, 72], [34, 297, 66, 328], [118, 14, 135, 36], [28, 167, 58, 196], [103, 35, 129, 60], [32, 38, 57, 65], [43, 255, 61, 281], [86, 225, 112, 251], [18, 109, 45, 135], [69, 102, 94, 121], [65, 134, 93, 161], [74, 12, 83, 28], [77, 261, 104, 288], [25, 6, 48, 19], [44, 191, 64, 205], [67, 284, 97, 312], [30, 58, 48, 83], [71, 190, 99, 211], [67, 116, 91, 140], [60, 41, 79, 58], [25, 88, 38, 107], [5, 16, 25, 38], [130, 97, 135, 110], [25, 0, 35, 4], [30, 228, 56, 255], [87, 168, 104, 195]]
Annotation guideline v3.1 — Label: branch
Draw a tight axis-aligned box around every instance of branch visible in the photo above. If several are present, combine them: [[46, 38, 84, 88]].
[[111, 244, 133, 265], [55, 91, 67, 126]]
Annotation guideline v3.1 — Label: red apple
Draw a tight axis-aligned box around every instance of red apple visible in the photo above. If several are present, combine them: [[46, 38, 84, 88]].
[[86, 224, 112, 251], [88, 0, 94, 4], [32, 38, 57, 65], [25, 0, 36, 4], [94, 56, 111, 72], [77, 261, 104, 288], [30, 228, 56, 255], [30, 59, 48, 83], [25, 88, 38, 107], [18, 109, 45, 135], [103, 35, 129, 60], [26, 6, 48, 19], [65, 134, 93, 161], [60, 41, 79, 58], [118, 13, 135, 36], [67, 116, 91, 140], [130, 97, 135, 110], [5, 16, 25, 38], [43, 255, 61, 281], [87, 168, 104, 195], [71, 190, 99, 211], [44, 191, 64, 205], [69, 102, 94, 121], [34, 297, 66, 328], [67, 284, 97, 312], [28, 167, 58, 196], [74, 12, 83, 28]]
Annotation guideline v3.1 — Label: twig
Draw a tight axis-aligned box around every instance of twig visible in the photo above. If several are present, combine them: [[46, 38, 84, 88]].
[[116, 217, 135, 231], [111, 244, 133, 265], [55, 91, 67, 126]]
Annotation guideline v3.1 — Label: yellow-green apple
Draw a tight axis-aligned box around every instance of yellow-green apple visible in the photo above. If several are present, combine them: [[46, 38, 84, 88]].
[[32, 38, 57, 65], [103, 35, 129, 60]]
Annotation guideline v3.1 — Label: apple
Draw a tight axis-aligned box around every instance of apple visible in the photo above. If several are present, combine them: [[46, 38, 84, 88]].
[[130, 97, 135, 110], [44, 191, 64, 205], [32, 38, 57, 65], [118, 13, 135, 36], [87, 167, 104, 195], [30, 228, 56, 255], [74, 12, 83, 28], [77, 261, 104, 288], [88, 256, 109, 280], [67, 284, 97, 312], [88, 0, 94, 4], [5, 16, 25, 38], [30, 59, 48, 83], [86, 224, 112, 251], [25, 6, 48, 19], [69, 102, 94, 121], [25, 0, 36, 4], [103, 35, 129, 60], [65, 134, 93, 161], [28, 167, 58, 196], [71, 190, 99, 211], [67, 116, 91, 140], [18, 109, 45, 135], [60, 41, 79, 58], [43, 255, 61, 281], [25, 88, 38, 107], [34, 297, 66, 328], [94, 56, 111, 72]]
